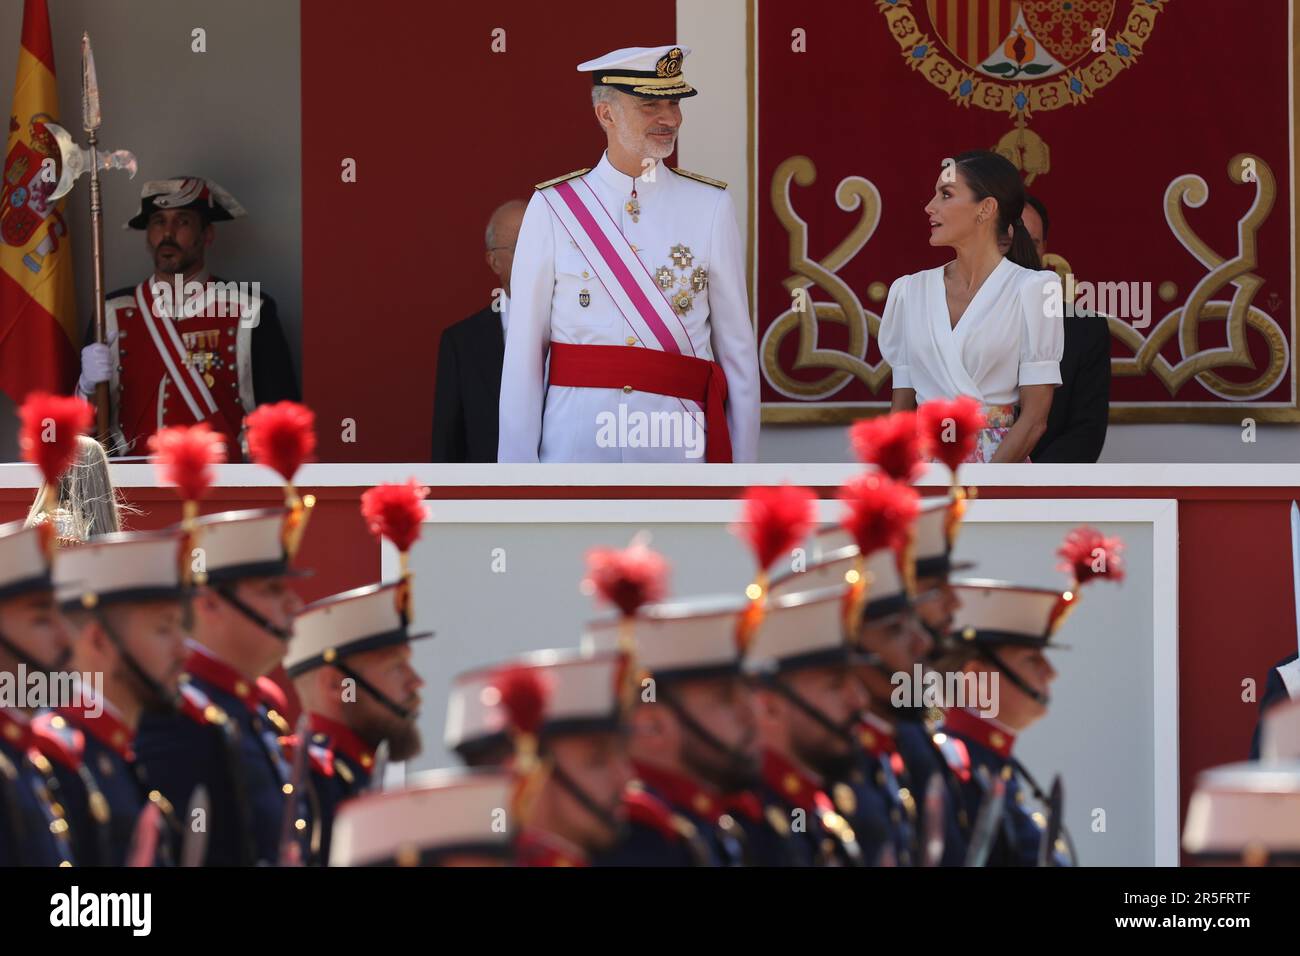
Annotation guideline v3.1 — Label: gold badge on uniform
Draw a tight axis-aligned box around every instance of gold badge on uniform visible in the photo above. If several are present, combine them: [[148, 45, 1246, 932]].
[[578, 289, 591, 308]]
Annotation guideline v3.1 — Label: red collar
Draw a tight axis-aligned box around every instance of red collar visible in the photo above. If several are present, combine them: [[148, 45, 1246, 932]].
[[762, 748, 829, 814], [515, 828, 589, 867], [184, 647, 261, 714], [856, 714, 897, 758], [723, 790, 763, 823], [633, 760, 726, 820], [57, 703, 135, 761], [941, 707, 1016, 758], [0, 708, 34, 752], [307, 713, 376, 773]]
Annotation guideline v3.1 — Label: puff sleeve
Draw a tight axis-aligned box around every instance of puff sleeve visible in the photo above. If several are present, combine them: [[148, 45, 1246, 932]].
[[1017, 270, 1064, 387], [878, 275, 911, 390]]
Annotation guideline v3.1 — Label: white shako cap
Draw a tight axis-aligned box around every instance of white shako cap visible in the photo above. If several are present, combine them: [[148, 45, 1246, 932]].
[[328, 767, 515, 866]]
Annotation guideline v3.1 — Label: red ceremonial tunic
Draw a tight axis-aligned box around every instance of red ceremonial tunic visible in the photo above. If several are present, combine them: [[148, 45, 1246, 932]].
[[105, 277, 256, 457]]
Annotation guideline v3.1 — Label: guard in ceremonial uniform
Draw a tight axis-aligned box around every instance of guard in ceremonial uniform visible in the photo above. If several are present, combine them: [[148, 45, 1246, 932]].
[[37, 530, 189, 866], [329, 768, 517, 867], [583, 595, 799, 866], [0, 520, 76, 866], [135, 506, 311, 865], [285, 579, 432, 865], [499, 45, 759, 463], [933, 580, 1082, 866], [773, 547, 920, 866], [445, 649, 632, 867], [747, 586, 869, 866], [76, 177, 299, 458]]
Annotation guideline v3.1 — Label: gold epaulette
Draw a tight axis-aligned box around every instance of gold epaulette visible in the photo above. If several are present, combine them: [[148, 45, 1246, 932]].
[[534, 168, 590, 190], [671, 167, 727, 189]]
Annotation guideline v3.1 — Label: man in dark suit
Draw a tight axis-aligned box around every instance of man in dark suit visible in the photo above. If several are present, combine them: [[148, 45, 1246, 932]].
[[1019, 195, 1112, 463], [1251, 652, 1299, 759], [431, 200, 526, 462]]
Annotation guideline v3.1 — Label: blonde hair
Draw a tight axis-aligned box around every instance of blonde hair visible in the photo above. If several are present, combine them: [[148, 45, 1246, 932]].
[[25, 435, 136, 544]]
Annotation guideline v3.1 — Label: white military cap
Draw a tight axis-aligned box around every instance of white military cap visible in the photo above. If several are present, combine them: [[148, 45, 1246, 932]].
[[576, 45, 697, 98], [949, 579, 1074, 650], [445, 648, 627, 760], [1183, 762, 1300, 864], [53, 528, 188, 611], [746, 585, 863, 674], [771, 546, 909, 622], [329, 767, 516, 867], [769, 544, 857, 599], [286, 580, 432, 677], [1260, 698, 1300, 761], [914, 497, 973, 579], [582, 593, 749, 682], [0, 519, 53, 602], [809, 522, 854, 561], [192, 508, 306, 585]]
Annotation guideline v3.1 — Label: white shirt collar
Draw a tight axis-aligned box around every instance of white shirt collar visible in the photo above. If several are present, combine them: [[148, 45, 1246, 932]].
[[591, 150, 667, 196]]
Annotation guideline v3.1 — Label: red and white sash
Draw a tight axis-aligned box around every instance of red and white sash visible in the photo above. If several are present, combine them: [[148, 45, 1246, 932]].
[[134, 280, 220, 423], [540, 177, 697, 357]]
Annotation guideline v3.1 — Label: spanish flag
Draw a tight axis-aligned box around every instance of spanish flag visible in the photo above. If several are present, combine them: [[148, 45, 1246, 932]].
[[1, 0, 78, 402]]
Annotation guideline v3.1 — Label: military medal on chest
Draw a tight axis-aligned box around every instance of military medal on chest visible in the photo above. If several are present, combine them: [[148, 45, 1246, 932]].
[[626, 182, 640, 223], [655, 243, 708, 315], [181, 327, 224, 387]]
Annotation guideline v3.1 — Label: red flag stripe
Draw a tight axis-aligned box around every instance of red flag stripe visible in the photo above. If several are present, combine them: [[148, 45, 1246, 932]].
[[19, 0, 56, 75], [0, 269, 77, 405]]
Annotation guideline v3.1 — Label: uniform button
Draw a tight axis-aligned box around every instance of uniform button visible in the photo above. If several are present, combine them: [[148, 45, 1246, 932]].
[[294, 818, 307, 831], [582, 271, 590, 279], [234, 681, 250, 697], [625, 337, 637, 346], [282, 783, 294, 795], [622, 385, 633, 394]]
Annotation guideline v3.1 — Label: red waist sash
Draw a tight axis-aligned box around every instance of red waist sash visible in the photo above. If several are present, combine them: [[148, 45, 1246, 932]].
[[547, 342, 732, 463]]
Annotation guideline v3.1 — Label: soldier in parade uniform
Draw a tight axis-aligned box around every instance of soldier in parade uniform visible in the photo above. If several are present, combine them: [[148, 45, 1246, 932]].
[[747, 586, 869, 866], [329, 767, 518, 867], [498, 45, 759, 463], [771, 537, 919, 865], [932, 581, 1079, 867], [583, 595, 797, 866], [445, 649, 633, 867], [285, 579, 431, 865], [0, 520, 77, 866], [36, 529, 190, 866], [75, 177, 299, 458], [135, 507, 311, 865]]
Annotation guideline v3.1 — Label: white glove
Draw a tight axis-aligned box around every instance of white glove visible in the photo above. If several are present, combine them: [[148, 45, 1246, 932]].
[[77, 331, 117, 396]]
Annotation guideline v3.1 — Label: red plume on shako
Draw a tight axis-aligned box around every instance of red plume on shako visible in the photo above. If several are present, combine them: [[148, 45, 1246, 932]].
[[19, 392, 95, 518], [918, 396, 985, 486], [848, 411, 924, 484]]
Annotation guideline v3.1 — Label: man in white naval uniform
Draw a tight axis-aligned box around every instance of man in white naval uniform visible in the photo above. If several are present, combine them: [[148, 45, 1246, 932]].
[[498, 45, 759, 463]]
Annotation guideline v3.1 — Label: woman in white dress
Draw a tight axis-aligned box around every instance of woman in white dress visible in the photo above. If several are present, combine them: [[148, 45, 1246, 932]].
[[878, 151, 1064, 463]]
